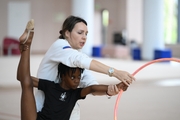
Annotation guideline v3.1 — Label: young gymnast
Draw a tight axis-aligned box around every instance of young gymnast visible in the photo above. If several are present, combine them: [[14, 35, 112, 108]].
[[17, 19, 128, 120], [35, 16, 135, 119]]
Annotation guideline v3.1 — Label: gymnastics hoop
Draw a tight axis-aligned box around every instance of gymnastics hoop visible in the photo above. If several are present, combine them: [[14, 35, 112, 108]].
[[114, 58, 180, 120]]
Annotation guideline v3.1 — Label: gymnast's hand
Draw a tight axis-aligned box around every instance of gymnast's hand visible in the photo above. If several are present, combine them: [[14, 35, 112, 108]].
[[106, 83, 128, 96], [117, 82, 128, 91]]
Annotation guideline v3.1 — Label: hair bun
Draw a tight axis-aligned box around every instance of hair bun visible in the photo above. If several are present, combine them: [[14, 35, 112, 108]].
[[59, 30, 62, 34]]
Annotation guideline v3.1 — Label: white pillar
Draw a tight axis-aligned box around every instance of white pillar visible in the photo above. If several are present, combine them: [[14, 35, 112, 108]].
[[71, 0, 94, 56], [142, 0, 164, 60], [8, 1, 31, 39]]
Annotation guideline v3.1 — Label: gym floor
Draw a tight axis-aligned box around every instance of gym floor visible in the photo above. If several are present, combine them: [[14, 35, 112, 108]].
[[0, 56, 180, 120]]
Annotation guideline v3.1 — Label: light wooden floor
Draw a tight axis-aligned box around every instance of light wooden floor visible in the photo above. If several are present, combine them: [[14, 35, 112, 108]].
[[0, 79, 180, 120], [0, 56, 180, 120]]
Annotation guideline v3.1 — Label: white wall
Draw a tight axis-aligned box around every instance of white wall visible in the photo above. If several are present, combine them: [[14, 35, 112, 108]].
[[1, 56, 180, 87], [126, 0, 143, 44]]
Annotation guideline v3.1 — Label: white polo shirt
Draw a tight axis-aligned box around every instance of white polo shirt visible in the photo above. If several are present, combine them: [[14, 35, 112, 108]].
[[35, 39, 98, 111]]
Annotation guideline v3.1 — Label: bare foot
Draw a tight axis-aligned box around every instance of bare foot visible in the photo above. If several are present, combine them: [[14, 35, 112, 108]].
[[19, 19, 34, 45]]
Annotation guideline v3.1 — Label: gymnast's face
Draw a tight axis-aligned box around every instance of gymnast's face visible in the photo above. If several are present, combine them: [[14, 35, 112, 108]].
[[63, 69, 82, 90], [65, 22, 88, 49]]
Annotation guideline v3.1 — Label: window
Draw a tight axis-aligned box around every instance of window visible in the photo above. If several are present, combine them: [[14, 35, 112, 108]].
[[164, 0, 178, 44], [101, 9, 109, 44]]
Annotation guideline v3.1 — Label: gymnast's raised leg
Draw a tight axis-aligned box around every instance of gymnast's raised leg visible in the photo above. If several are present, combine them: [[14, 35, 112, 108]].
[[17, 19, 37, 120]]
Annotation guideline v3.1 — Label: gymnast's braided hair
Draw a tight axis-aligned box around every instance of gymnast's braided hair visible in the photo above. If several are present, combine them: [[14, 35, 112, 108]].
[[57, 63, 84, 79]]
